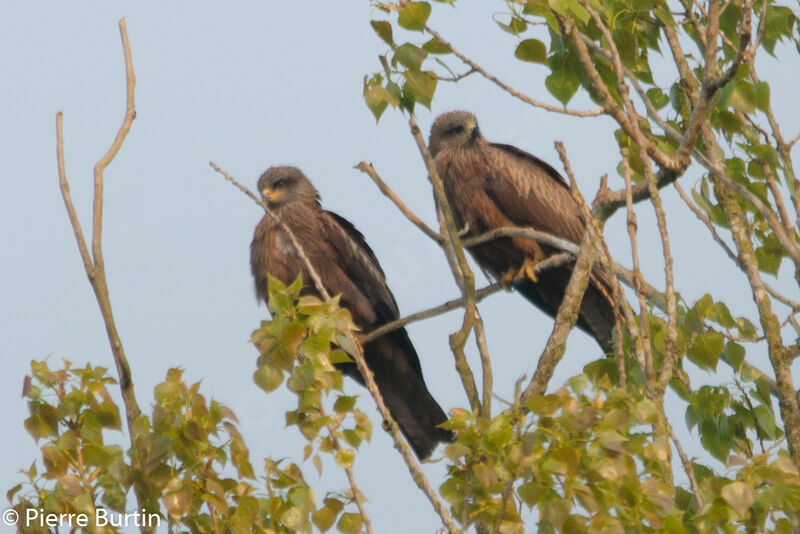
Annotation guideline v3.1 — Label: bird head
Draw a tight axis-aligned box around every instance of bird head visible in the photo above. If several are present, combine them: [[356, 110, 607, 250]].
[[256, 166, 320, 210], [428, 110, 482, 157]]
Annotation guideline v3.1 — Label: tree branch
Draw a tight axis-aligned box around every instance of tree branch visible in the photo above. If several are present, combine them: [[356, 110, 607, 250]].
[[408, 116, 492, 417], [355, 161, 442, 243], [424, 26, 604, 118], [360, 254, 574, 344], [520, 145, 599, 400], [55, 18, 152, 533]]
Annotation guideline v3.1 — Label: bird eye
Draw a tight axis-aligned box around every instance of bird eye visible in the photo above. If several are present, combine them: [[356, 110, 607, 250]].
[[446, 125, 465, 136], [274, 179, 287, 188]]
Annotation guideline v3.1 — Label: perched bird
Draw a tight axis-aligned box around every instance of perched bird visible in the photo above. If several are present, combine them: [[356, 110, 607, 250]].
[[428, 111, 616, 353], [250, 166, 451, 459]]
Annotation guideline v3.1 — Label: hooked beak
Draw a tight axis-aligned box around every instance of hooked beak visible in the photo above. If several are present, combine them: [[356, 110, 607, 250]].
[[469, 123, 480, 140], [261, 187, 278, 202]]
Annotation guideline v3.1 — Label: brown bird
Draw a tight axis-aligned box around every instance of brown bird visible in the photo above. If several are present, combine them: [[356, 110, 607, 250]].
[[429, 111, 616, 353], [250, 166, 451, 459]]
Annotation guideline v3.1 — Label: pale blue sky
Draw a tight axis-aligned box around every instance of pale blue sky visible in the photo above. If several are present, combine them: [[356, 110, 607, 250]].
[[2, 2, 798, 532]]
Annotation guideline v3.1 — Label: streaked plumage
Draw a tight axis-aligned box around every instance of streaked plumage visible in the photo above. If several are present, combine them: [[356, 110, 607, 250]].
[[429, 111, 615, 353], [250, 166, 451, 458]]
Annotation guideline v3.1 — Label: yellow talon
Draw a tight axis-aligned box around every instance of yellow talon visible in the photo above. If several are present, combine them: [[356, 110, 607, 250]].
[[500, 266, 517, 288], [499, 258, 539, 287], [522, 258, 539, 283]]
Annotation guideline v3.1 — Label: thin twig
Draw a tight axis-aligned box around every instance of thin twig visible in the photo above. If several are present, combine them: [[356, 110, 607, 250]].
[[674, 181, 738, 262], [361, 254, 574, 344], [355, 161, 442, 243], [667, 420, 703, 509], [320, 406, 373, 534], [424, 26, 604, 118], [621, 150, 655, 379]]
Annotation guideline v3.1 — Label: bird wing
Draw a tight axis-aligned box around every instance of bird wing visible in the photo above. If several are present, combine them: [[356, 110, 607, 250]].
[[322, 210, 401, 323], [322, 210, 425, 379], [484, 143, 585, 244]]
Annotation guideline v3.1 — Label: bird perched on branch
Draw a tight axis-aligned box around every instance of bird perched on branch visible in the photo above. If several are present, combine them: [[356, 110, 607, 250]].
[[250, 166, 451, 459], [428, 111, 616, 353]]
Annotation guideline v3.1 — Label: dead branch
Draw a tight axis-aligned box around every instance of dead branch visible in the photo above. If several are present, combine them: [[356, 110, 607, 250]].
[[56, 18, 152, 533]]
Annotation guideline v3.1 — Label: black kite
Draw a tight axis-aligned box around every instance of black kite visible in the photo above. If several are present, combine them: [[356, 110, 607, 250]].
[[429, 111, 616, 353], [250, 166, 451, 458]]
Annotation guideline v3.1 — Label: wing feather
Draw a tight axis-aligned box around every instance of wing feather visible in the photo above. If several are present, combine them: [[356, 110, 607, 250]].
[[484, 143, 585, 244], [322, 211, 400, 320]]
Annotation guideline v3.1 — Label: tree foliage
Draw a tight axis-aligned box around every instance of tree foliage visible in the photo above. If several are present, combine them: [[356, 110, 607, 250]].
[[10, 0, 800, 531]]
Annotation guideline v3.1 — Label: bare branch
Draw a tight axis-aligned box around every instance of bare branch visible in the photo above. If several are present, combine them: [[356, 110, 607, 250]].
[[667, 420, 703, 509], [709, 135, 800, 462], [674, 181, 738, 262], [56, 114, 93, 276], [520, 144, 599, 400], [408, 116, 492, 416], [355, 161, 442, 243], [463, 226, 577, 251], [521, 226, 597, 400], [56, 18, 152, 532], [620, 150, 655, 379], [92, 18, 136, 267], [361, 253, 574, 344]]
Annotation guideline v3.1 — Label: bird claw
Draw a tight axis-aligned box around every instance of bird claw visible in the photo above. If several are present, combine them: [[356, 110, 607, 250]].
[[500, 258, 539, 288], [522, 258, 539, 283], [499, 267, 517, 289]]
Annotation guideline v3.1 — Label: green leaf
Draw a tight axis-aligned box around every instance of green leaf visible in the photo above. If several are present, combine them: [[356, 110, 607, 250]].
[[394, 43, 427, 70], [753, 81, 770, 112], [549, 0, 590, 24], [440, 477, 465, 503], [729, 81, 756, 114], [334, 449, 355, 469], [722, 341, 745, 372], [253, 365, 284, 393], [755, 232, 784, 275], [754, 404, 778, 439], [518, 481, 546, 508], [337, 512, 364, 534], [364, 85, 395, 121], [721, 481, 756, 516], [333, 395, 357, 414], [397, 2, 431, 31], [370, 20, 394, 46], [342, 429, 363, 448], [422, 38, 451, 54], [647, 88, 670, 110], [515, 39, 547, 64], [545, 69, 580, 106], [497, 17, 528, 35], [403, 70, 437, 108], [312, 506, 338, 533], [688, 331, 725, 370]]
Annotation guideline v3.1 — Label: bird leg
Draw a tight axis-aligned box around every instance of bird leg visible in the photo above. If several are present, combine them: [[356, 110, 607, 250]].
[[500, 257, 539, 288]]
